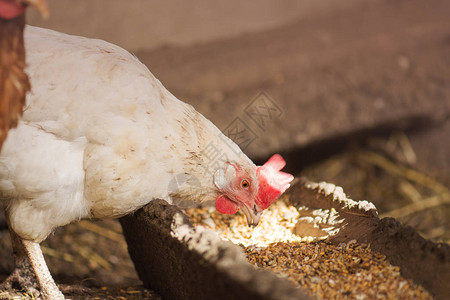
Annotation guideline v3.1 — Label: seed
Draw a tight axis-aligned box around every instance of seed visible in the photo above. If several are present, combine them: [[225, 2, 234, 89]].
[[183, 199, 432, 299]]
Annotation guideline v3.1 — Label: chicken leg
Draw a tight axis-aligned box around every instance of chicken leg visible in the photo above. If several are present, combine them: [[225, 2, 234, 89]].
[[1, 229, 64, 299]]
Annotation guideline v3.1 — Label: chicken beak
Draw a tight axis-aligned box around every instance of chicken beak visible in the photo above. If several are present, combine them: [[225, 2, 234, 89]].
[[241, 204, 262, 227], [24, 0, 49, 18]]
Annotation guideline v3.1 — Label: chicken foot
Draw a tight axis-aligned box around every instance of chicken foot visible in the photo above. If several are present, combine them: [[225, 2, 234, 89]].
[[0, 229, 64, 299]]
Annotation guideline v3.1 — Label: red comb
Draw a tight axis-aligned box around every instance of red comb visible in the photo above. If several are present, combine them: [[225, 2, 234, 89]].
[[255, 154, 294, 210]]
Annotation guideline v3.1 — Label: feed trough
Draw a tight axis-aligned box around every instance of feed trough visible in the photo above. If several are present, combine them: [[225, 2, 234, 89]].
[[120, 178, 449, 299]]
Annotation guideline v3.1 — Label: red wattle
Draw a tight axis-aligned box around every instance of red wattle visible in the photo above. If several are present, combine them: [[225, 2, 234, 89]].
[[215, 195, 239, 214]]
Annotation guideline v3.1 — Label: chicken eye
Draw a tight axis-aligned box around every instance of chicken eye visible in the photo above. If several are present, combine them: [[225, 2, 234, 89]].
[[241, 180, 249, 189]]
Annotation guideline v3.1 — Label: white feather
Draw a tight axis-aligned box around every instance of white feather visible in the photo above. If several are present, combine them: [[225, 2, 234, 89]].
[[0, 26, 254, 242]]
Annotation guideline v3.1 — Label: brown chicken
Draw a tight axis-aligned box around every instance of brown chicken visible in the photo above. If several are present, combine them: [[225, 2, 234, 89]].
[[0, 0, 48, 148]]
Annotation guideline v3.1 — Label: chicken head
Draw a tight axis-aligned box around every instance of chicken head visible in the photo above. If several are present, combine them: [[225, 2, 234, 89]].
[[214, 154, 293, 226], [0, 0, 49, 19]]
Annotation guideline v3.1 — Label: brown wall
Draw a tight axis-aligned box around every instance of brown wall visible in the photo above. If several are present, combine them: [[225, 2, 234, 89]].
[[28, 0, 363, 51]]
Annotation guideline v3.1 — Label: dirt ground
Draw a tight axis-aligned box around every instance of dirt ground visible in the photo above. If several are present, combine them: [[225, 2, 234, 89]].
[[1, 0, 449, 298]]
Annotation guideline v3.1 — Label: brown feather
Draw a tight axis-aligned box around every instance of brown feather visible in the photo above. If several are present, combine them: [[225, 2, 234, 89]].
[[0, 14, 30, 149]]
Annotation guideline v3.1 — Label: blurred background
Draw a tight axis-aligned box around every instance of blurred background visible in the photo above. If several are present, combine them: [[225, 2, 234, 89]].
[[1, 0, 449, 296], [27, 0, 364, 50]]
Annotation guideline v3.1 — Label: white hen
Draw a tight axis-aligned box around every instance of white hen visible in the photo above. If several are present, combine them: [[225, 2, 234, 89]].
[[0, 26, 293, 299]]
